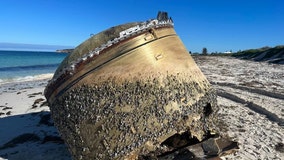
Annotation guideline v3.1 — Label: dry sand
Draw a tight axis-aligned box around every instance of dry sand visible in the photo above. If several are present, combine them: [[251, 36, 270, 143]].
[[0, 56, 283, 159], [193, 55, 284, 159]]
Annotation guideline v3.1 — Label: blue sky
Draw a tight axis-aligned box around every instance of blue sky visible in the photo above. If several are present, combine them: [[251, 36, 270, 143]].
[[0, 0, 283, 52]]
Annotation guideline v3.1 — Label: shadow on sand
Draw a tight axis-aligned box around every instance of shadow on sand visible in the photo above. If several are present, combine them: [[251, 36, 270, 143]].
[[0, 111, 71, 160]]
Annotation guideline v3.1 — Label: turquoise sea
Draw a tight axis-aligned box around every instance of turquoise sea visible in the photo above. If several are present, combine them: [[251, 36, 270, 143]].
[[0, 50, 67, 84]]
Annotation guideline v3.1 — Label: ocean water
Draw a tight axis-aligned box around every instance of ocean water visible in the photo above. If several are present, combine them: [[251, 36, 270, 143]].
[[0, 50, 67, 84]]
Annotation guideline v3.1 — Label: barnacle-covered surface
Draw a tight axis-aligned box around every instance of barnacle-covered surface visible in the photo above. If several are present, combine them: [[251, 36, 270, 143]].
[[51, 75, 217, 159]]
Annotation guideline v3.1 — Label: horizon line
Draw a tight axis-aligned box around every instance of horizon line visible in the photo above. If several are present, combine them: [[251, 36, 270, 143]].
[[0, 42, 74, 52]]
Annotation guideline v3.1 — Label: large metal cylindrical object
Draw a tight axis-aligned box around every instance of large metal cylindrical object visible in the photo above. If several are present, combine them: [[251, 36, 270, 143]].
[[45, 13, 218, 159]]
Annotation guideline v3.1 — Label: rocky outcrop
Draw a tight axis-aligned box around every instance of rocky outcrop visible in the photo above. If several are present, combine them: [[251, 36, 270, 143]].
[[56, 49, 74, 54]]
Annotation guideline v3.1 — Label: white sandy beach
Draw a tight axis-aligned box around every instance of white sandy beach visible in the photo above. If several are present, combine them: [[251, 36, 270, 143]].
[[0, 76, 71, 160], [194, 56, 284, 159], [0, 56, 283, 159]]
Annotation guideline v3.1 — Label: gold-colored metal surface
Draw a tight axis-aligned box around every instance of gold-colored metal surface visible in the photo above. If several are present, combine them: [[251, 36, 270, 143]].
[[45, 13, 222, 160]]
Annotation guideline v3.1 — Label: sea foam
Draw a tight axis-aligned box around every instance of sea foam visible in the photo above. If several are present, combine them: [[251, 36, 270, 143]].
[[0, 73, 54, 85]]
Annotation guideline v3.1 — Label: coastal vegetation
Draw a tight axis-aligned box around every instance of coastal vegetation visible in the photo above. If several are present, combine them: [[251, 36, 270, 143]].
[[194, 45, 284, 64], [202, 47, 208, 55], [232, 45, 284, 64]]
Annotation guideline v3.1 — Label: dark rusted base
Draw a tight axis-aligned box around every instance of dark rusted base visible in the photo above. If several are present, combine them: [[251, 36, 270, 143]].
[[145, 136, 238, 160]]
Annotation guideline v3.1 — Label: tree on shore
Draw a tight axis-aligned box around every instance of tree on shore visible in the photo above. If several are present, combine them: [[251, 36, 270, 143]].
[[202, 47, 208, 55]]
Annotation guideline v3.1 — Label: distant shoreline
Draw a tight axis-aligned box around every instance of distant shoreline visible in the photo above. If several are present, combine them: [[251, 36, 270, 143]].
[[0, 42, 74, 53], [56, 49, 74, 54], [0, 49, 60, 53]]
